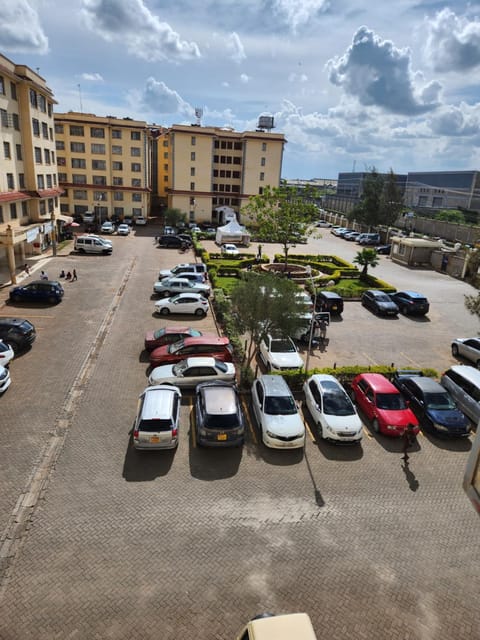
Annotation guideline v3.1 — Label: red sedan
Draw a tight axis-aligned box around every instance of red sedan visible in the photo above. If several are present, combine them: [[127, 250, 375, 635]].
[[144, 326, 202, 351], [149, 335, 233, 367]]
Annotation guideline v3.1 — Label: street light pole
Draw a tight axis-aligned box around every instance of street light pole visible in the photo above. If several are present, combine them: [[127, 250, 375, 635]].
[[305, 265, 317, 372], [50, 210, 57, 257]]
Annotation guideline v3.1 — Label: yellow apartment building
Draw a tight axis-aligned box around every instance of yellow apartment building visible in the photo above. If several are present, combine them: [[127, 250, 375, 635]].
[[54, 112, 152, 224], [0, 53, 63, 282], [156, 124, 286, 224]]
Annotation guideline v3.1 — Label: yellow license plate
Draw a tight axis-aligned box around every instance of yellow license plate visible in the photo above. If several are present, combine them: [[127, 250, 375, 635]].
[[150, 436, 160, 443], [217, 434, 227, 441]]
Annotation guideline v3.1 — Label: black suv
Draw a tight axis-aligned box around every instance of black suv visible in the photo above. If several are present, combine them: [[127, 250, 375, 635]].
[[157, 235, 191, 248], [9, 280, 64, 304], [0, 317, 36, 352], [389, 290, 429, 316], [315, 291, 344, 315]]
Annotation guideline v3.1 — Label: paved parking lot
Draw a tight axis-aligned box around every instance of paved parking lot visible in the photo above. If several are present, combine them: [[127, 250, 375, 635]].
[[0, 229, 478, 640]]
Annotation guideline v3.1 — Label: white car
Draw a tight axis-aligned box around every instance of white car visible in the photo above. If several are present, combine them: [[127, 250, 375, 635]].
[[303, 374, 363, 443], [117, 223, 130, 235], [154, 293, 209, 317], [221, 243, 239, 256], [451, 337, 480, 368], [101, 220, 114, 234], [251, 375, 305, 449], [148, 357, 236, 388], [135, 216, 147, 225], [0, 365, 11, 394], [153, 277, 210, 298], [259, 335, 304, 372], [0, 339, 15, 367]]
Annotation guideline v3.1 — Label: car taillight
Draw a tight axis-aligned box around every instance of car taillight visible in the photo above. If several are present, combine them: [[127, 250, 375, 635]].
[[172, 427, 178, 437], [133, 429, 139, 439]]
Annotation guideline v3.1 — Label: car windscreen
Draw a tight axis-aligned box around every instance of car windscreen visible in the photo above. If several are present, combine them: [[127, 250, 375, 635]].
[[168, 339, 186, 353], [424, 392, 456, 410], [153, 329, 166, 339], [138, 419, 173, 432], [375, 293, 392, 302], [322, 391, 355, 416], [270, 339, 295, 352], [264, 395, 297, 415], [376, 393, 407, 410]]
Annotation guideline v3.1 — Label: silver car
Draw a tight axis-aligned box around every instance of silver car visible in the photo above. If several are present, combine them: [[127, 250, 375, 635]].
[[132, 385, 181, 450], [153, 277, 210, 298], [451, 337, 480, 368]]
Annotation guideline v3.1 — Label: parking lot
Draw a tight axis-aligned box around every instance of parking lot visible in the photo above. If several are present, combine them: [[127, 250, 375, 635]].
[[0, 228, 478, 640]]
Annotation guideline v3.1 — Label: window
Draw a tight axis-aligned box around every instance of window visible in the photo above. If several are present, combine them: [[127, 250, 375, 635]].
[[73, 190, 88, 200], [112, 129, 122, 139], [34, 147, 42, 163], [112, 161, 123, 170], [56, 140, 65, 150], [191, 167, 195, 176], [112, 145, 122, 154], [164, 164, 168, 171], [132, 208, 142, 216], [16, 144, 22, 160], [94, 191, 106, 201], [21, 201, 28, 216], [53, 174, 57, 186], [29, 88, 37, 107], [92, 159, 106, 170], [114, 191, 124, 201], [10, 82, 16, 100], [72, 174, 87, 184], [131, 131, 141, 140], [191, 152, 195, 161], [55, 123, 64, 134], [132, 193, 142, 201], [233, 171, 241, 179], [233, 157, 241, 165], [113, 207, 124, 216], [37, 175, 45, 189], [163, 152, 168, 159], [163, 139, 168, 147], [191, 136, 196, 146], [42, 122, 48, 138], [44, 149, 51, 164], [262, 142, 267, 151], [58, 172, 67, 182], [231, 185, 240, 193], [91, 143, 106, 154], [131, 147, 141, 156], [47, 103, 52, 117], [49, 127, 53, 140], [12, 113, 19, 130], [90, 127, 105, 138], [10, 203, 17, 219], [19, 174, 25, 189], [258, 187, 264, 195], [131, 178, 141, 187], [38, 95, 46, 112], [0, 109, 8, 127], [4, 141, 11, 158], [260, 172, 265, 181], [131, 163, 141, 172], [261, 157, 266, 166], [32, 118, 40, 136], [234, 142, 242, 150], [163, 175, 168, 182], [190, 182, 195, 190], [112, 177, 123, 186], [7, 173, 14, 189], [71, 142, 85, 152], [71, 158, 86, 169], [46, 175, 52, 188], [69, 125, 84, 136]]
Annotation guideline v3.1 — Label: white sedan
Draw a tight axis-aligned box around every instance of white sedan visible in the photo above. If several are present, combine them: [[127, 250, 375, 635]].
[[101, 221, 115, 234], [154, 293, 209, 317], [0, 339, 15, 367], [259, 335, 304, 371], [117, 223, 130, 235], [148, 357, 235, 388], [303, 374, 363, 443], [451, 337, 480, 367], [221, 243, 239, 256]]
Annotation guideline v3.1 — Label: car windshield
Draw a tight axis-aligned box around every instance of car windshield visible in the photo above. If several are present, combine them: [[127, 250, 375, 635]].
[[323, 391, 355, 416], [270, 339, 295, 352], [168, 339, 186, 354], [153, 329, 166, 340], [425, 392, 456, 410], [264, 395, 297, 415], [376, 393, 407, 410], [375, 293, 392, 302]]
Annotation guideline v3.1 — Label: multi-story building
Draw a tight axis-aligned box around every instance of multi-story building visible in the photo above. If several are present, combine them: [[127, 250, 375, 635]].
[[54, 112, 152, 224], [154, 124, 286, 224], [404, 171, 480, 211], [0, 53, 63, 280]]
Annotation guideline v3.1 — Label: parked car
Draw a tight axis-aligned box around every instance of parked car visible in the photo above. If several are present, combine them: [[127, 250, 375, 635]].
[[195, 381, 244, 446], [451, 337, 480, 367], [101, 220, 115, 234], [392, 370, 471, 437], [148, 357, 236, 388], [134, 216, 147, 225], [251, 375, 305, 449], [132, 384, 181, 450], [161, 272, 206, 286], [154, 293, 209, 317], [315, 220, 332, 228], [153, 277, 210, 298], [389, 290, 429, 316], [315, 291, 344, 315], [375, 244, 392, 255], [221, 243, 240, 256], [9, 280, 64, 304], [343, 231, 361, 241], [303, 374, 363, 443], [357, 232, 380, 245], [117, 223, 130, 236], [163, 225, 176, 235], [331, 227, 349, 236], [82, 211, 95, 223], [441, 365, 480, 426], [157, 235, 189, 248], [144, 326, 202, 351], [0, 317, 36, 352], [0, 339, 15, 367], [361, 290, 399, 316], [350, 373, 419, 437], [0, 365, 11, 394], [258, 334, 304, 372], [158, 262, 208, 281], [149, 335, 233, 367], [123, 217, 133, 226]]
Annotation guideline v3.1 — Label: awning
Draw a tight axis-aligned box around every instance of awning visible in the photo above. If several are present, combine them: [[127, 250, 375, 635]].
[[56, 214, 73, 223]]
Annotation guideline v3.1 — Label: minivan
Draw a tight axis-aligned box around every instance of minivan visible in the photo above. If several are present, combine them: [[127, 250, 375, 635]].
[[441, 365, 480, 425], [357, 232, 380, 245], [74, 234, 113, 254], [132, 385, 181, 450]]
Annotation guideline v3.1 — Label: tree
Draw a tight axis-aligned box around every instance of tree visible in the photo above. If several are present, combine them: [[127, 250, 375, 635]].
[[230, 272, 311, 367], [353, 248, 380, 279], [244, 185, 318, 270], [436, 209, 465, 224], [163, 207, 186, 228], [465, 293, 480, 319], [350, 167, 404, 228]]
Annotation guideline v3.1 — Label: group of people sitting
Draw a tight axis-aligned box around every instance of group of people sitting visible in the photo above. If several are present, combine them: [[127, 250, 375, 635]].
[[59, 270, 76, 281]]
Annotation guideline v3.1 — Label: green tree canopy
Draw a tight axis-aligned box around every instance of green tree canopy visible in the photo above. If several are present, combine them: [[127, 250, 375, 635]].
[[163, 207, 186, 227], [353, 248, 380, 279], [350, 168, 404, 228], [436, 209, 465, 224]]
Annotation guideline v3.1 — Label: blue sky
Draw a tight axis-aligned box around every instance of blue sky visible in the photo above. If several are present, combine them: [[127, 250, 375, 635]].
[[2, 0, 480, 180]]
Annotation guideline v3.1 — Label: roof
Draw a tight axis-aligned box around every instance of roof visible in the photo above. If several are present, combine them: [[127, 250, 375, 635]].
[[404, 376, 444, 392], [392, 237, 442, 248], [356, 373, 399, 392]]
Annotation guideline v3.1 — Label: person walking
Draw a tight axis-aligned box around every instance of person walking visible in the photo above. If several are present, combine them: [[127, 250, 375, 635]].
[[72, 269, 78, 281], [24, 264, 30, 275], [402, 423, 417, 463]]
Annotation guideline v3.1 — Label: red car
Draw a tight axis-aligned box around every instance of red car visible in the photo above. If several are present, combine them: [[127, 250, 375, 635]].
[[149, 335, 233, 367], [144, 326, 202, 351], [350, 373, 419, 437]]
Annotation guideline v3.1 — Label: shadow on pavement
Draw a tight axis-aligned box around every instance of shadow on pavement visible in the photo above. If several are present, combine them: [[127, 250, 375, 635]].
[[122, 435, 176, 481]]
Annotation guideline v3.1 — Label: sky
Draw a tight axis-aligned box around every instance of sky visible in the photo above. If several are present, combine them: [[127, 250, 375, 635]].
[[2, 0, 480, 180]]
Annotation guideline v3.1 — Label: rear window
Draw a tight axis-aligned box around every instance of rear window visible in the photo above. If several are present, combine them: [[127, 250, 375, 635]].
[[204, 412, 240, 429], [138, 419, 173, 432]]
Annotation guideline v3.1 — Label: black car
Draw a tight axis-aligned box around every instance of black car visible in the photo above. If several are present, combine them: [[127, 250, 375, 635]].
[[389, 290, 429, 316], [375, 244, 392, 255], [315, 291, 344, 315], [195, 381, 244, 447], [9, 280, 64, 304], [361, 290, 399, 316], [157, 235, 191, 248], [0, 317, 36, 352], [392, 370, 471, 437]]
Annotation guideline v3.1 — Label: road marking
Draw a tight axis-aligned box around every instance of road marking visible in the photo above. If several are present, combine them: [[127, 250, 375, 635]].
[[361, 352, 379, 365], [304, 419, 316, 443], [363, 426, 373, 438], [0, 314, 54, 319], [241, 396, 257, 445], [398, 352, 422, 367]]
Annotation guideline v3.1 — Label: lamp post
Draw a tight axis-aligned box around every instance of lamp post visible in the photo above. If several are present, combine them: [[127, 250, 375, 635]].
[[50, 210, 57, 257], [95, 194, 103, 230], [305, 265, 317, 372]]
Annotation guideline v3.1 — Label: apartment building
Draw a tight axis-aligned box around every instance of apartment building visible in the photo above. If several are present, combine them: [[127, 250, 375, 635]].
[[54, 112, 152, 224], [155, 124, 285, 224], [0, 53, 62, 280]]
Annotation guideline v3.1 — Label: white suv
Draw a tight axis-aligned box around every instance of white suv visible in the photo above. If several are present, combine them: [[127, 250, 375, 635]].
[[259, 334, 304, 371]]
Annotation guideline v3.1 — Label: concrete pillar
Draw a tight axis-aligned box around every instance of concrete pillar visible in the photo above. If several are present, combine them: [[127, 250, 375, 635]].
[[5, 225, 16, 284]]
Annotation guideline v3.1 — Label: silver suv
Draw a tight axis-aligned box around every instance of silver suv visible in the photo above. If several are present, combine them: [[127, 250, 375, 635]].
[[132, 385, 181, 450]]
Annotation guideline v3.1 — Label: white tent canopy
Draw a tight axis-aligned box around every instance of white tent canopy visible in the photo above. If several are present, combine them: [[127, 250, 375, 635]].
[[215, 215, 251, 246]]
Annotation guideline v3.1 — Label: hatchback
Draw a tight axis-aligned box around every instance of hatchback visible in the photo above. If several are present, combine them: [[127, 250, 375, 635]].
[[117, 223, 130, 235], [153, 293, 209, 317], [0, 317, 36, 352], [132, 385, 181, 450], [361, 290, 399, 316], [195, 381, 244, 446], [9, 280, 64, 304], [315, 291, 344, 315], [350, 373, 419, 437], [149, 335, 233, 367], [389, 290, 429, 316], [144, 326, 202, 351]]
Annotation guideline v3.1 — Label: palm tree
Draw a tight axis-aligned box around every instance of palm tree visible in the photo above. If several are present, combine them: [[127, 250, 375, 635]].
[[353, 248, 379, 279]]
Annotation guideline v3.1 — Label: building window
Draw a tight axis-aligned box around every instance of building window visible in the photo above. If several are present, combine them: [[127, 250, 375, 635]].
[[18, 173, 25, 189], [258, 187, 264, 194], [191, 136, 196, 146], [55, 123, 64, 134], [73, 190, 88, 200], [234, 142, 242, 150], [16, 144, 22, 160], [113, 207, 124, 216], [0, 109, 8, 127], [47, 103, 52, 117], [112, 145, 122, 154], [114, 191, 124, 201], [6, 173, 14, 189], [72, 174, 87, 184], [12, 113, 19, 130], [3, 141, 11, 158], [69, 125, 84, 136], [91, 143, 106, 154], [233, 171, 241, 179], [233, 157, 241, 165], [46, 175, 52, 188], [92, 159, 106, 170], [164, 164, 168, 171], [262, 142, 267, 151], [90, 127, 105, 138], [22, 201, 28, 216], [29, 88, 37, 107], [71, 158, 86, 169], [0, 76, 5, 94], [56, 140, 65, 150], [112, 129, 122, 138], [71, 142, 85, 152], [94, 191, 106, 201], [163, 139, 168, 147], [10, 203, 17, 219], [163, 152, 168, 159], [191, 151, 196, 161], [32, 118, 40, 136], [190, 167, 195, 177], [42, 122, 49, 138], [231, 185, 240, 193], [261, 157, 266, 166], [34, 147, 42, 163], [131, 131, 141, 140], [9, 81, 16, 99], [131, 163, 141, 172], [132, 193, 142, 201], [132, 208, 142, 216], [113, 161, 123, 170], [38, 95, 46, 112], [112, 177, 123, 186], [58, 173, 67, 182], [44, 149, 51, 164], [37, 175, 45, 189], [131, 178, 141, 187], [190, 182, 195, 190], [131, 147, 141, 156], [49, 127, 53, 140], [260, 172, 264, 181]]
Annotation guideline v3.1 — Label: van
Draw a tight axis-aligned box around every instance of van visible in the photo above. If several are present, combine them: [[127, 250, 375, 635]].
[[357, 232, 380, 245], [441, 365, 480, 425], [132, 385, 181, 450], [235, 613, 317, 640], [74, 234, 113, 254]]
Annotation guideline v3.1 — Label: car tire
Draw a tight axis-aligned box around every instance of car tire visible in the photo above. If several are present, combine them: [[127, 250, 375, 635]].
[[451, 344, 459, 357], [160, 308, 170, 315], [476, 360, 480, 370], [372, 418, 380, 433], [194, 309, 206, 317]]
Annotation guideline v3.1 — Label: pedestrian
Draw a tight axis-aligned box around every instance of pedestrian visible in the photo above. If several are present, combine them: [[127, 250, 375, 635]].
[[72, 268, 77, 281], [402, 423, 417, 463], [313, 320, 322, 347], [65, 271, 72, 280], [40, 270, 48, 280], [24, 264, 30, 275], [318, 317, 328, 342], [59, 270, 65, 278], [257, 244, 262, 260]]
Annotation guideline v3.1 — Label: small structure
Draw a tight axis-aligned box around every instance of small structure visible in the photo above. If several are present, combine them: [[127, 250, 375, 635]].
[[215, 216, 251, 246], [390, 236, 442, 268]]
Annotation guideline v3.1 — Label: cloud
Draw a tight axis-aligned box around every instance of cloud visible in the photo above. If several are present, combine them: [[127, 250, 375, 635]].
[[81, 0, 200, 62], [0, 0, 48, 54], [423, 8, 480, 72], [81, 72, 104, 82], [326, 26, 442, 116], [270, 0, 329, 33], [225, 32, 246, 63], [428, 103, 480, 137], [137, 77, 194, 116], [240, 74, 250, 83], [288, 72, 309, 83]]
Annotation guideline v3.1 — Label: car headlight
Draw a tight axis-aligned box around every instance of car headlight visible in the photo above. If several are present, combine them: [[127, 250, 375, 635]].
[[432, 423, 449, 431], [266, 430, 278, 439]]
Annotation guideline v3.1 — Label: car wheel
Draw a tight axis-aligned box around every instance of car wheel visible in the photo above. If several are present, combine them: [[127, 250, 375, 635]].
[[11, 294, 21, 303], [476, 359, 480, 369], [402, 305, 409, 315], [372, 418, 380, 433], [160, 308, 170, 315], [194, 308, 206, 317], [451, 344, 459, 357]]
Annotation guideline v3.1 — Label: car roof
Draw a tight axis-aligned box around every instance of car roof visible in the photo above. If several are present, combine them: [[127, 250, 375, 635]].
[[396, 290, 425, 298], [141, 385, 181, 419], [183, 356, 218, 367], [404, 376, 445, 392], [444, 365, 480, 384], [356, 373, 399, 392], [198, 382, 238, 414], [180, 335, 229, 346], [319, 291, 342, 299], [309, 373, 342, 387], [259, 374, 292, 395]]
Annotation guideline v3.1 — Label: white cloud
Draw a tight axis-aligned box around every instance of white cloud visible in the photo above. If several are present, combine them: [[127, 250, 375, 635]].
[[428, 103, 480, 137], [81, 0, 200, 62], [271, 0, 329, 33], [288, 72, 308, 83], [423, 8, 480, 72], [81, 72, 104, 81], [222, 81, 230, 87], [136, 77, 194, 117], [0, 0, 48, 54], [225, 32, 246, 63], [326, 26, 442, 116], [240, 74, 250, 83]]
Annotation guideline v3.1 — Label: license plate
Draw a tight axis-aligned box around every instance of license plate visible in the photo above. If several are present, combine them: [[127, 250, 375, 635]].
[[217, 433, 227, 441], [150, 436, 160, 443], [332, 305, 337, 310]]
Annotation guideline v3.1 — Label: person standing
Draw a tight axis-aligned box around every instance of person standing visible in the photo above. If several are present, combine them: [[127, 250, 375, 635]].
[[24, 264, 30, 275], [402, 423, 417, 463], [72, 269, 78, 281], [318, 317, 327, 342]]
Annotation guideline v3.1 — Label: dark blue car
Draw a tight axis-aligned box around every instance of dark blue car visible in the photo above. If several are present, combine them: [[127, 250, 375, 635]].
[[9, 280, 64, 304]]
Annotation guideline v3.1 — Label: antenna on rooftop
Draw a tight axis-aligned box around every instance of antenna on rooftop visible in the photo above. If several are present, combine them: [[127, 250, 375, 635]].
[[194, 107, 203, 126]]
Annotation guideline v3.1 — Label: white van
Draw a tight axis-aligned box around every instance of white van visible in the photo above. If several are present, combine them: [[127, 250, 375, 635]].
[[74, 235, 113, 255], [235, 613, 317, 640], [441, 365, 480, 425]]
